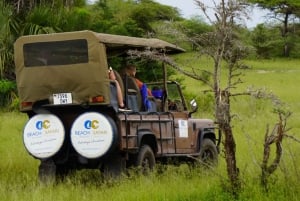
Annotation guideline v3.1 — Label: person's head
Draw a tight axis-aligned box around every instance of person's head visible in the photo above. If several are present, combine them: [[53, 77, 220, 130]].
[[124, 65, 137, 77]]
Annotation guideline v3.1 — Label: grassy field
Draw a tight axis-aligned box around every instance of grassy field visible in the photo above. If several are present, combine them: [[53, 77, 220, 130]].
[[1, 57, 300, 201]]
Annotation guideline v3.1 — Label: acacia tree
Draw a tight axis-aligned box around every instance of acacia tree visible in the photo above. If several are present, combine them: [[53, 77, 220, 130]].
[[191, 0, 251, 193], [247, 0, 300, 57], [155, 0, 258, 194], [153, 0, 293, 194], [136, 0, 250, 194]]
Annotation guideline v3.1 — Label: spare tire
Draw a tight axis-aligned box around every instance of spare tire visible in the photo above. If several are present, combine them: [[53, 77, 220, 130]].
[[23, 114, 65, 159], [70, 112, 117, 159]]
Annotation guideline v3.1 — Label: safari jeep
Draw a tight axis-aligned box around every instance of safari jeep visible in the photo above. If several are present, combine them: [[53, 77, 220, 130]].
[[14, 30, 220, 181]]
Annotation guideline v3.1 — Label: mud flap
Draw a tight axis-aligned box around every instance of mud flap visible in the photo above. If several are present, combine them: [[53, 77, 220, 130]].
[[102, 154, 126, 179]]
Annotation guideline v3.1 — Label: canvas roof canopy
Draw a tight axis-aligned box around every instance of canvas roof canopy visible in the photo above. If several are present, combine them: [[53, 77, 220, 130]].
[[94, 32, 185, 54], [14, 30, 184, 111]]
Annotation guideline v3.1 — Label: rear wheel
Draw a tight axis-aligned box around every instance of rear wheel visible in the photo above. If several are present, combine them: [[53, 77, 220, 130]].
[[198, 138, 218, 167], [136, 145, 155, 174], [101, 154, 126, 179], [38, 160, 71, 183]]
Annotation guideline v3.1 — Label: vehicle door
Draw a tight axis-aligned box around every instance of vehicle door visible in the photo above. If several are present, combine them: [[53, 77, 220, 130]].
[[166, 83, 196, 154]]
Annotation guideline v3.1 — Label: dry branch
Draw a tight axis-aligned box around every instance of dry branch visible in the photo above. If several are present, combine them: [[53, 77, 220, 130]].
[[261, 112, 289, 190]]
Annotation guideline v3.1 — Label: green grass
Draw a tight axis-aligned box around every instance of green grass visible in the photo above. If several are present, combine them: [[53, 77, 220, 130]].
[[1, 57, 300, 200]]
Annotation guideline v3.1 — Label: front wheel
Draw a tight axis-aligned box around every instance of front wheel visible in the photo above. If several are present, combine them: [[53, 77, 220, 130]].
[[136, 145, 156, 174], [198, 138, 218, 167]]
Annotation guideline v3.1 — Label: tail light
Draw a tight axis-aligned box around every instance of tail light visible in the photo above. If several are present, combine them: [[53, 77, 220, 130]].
[[90, 96, 105, 103], [21, 101, 33, 109]]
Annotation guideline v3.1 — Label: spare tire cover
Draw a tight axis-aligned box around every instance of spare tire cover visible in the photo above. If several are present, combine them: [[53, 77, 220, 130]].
[[23, 114, 65, 159], [70, 112, 115, 159]]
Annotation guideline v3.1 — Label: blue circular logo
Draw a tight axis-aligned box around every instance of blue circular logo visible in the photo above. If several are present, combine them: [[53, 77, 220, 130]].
[[36, 121, 43, 130]]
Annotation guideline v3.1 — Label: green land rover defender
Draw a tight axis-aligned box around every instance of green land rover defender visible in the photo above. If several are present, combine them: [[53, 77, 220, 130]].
[[14, 30, 220, 182]]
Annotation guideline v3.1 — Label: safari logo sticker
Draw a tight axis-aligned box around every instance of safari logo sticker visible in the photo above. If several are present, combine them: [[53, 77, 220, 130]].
[[178, 119, 188, 138], [23, 114, 65, 159], [70, 112, 114, 159]]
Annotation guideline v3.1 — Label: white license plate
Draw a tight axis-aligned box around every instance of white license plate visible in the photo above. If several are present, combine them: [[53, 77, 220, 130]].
[[53, 93, 72, 105]]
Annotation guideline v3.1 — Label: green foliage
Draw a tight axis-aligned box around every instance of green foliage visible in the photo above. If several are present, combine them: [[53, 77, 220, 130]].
[[0, 79, 18, 110], [183, 90, 214, 114], [22, 6, 61, 35], [88, 0, 181, 36], [250, 23, 300, 58], [133, 60, 165, 82], [60, 7, 93, 31], [154, 16, 213, 51], [288, 33, 300, 58], [180, 16, 212, 34], [247, 0, 300, 9], [0, 1, 18, 79], [247, 0, 300, 57], [90, 0, 142, 36], [129, 0, 181, 34], [250, 24, 281, 58]]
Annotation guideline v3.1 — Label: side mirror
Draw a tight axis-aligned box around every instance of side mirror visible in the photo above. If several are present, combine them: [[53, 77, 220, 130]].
[[188, 99, 198, 117]]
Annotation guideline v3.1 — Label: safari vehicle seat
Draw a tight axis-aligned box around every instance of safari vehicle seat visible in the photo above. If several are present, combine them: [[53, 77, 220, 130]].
[[121, 72, 158, 112], [113, 70, 124, 96], [123, 75, 142, 112]]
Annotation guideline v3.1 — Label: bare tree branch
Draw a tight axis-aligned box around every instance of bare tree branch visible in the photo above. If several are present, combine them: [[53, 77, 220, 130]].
[[284, 134, 300, 143], [261, 110, 291, 191], [127, 49, 214, 88]]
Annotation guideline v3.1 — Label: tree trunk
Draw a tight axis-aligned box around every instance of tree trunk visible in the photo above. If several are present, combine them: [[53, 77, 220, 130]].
[[282, 12, 290, 57], [222, 122, 240, 192], [216, 90, 240, 194]]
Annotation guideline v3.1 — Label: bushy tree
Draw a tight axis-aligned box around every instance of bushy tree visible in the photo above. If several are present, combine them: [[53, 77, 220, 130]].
[[247, 0, 300, 56], [90, 0, 142, 35], [129, 0, 181, 35], [251, 24, 282, 58], [178, 16, 213, 51]]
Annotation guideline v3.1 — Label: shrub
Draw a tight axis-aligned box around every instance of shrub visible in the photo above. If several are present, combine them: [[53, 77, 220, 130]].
[[0, 79, 18, 110]]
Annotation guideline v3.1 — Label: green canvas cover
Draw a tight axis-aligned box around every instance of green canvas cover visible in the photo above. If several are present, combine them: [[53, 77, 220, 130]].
[[14, 31, 110, 110]]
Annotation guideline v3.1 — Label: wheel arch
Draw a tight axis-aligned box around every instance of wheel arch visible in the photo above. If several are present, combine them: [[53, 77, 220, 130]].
[[198, 128, 216, 151], [137, 129, 158, 154]]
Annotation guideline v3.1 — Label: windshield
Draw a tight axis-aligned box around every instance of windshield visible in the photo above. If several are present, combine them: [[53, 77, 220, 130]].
[[23, 39, 89, 67]]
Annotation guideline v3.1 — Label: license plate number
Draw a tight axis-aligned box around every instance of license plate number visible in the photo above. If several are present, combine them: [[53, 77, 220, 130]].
[[53, 93, 72, 105]]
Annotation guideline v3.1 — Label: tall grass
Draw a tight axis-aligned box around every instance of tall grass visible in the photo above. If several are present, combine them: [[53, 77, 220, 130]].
[[1, 58, 300, 200]]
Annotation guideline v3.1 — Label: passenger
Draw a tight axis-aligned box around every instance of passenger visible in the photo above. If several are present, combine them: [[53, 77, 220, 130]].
[[151, 86, 163, 99], [123, 64, 154, 111], [123, 64, 152, 96], [108, 67, 125, 109]]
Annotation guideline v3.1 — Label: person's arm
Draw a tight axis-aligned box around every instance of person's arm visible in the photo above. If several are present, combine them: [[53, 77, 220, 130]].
[[109, 68, 124, 108]]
